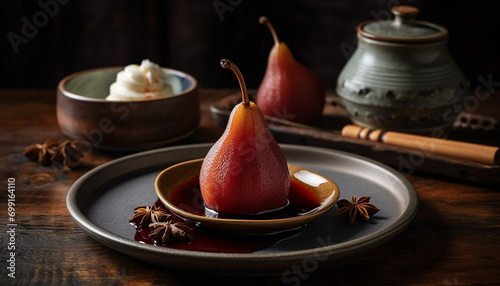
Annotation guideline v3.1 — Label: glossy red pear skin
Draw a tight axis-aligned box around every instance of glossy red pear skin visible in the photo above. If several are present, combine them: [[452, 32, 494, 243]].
[[200, 101, 290, 214], [256, 43, 325, 124]]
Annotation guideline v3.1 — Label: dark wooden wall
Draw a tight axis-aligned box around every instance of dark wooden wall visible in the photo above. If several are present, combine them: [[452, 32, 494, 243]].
[[2, 0, 499, 90]]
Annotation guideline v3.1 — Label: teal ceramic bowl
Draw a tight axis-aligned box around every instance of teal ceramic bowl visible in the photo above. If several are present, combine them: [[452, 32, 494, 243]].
[[57, 67, 199, 150]]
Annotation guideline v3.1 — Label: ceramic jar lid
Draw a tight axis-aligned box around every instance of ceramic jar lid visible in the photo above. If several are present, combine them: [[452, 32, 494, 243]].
[[358, 5, 448, 43]]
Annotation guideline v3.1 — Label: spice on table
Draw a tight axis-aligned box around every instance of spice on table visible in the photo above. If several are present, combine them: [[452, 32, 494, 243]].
[[23, 138, 59, 165], [51, 140, 89, 168], [23, 138, 89, 168], [335, 195, 380, 224]]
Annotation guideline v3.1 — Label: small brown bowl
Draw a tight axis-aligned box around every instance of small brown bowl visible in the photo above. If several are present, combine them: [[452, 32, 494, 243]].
[[155, 158, 340, 235], [57, 67, 199, 151]]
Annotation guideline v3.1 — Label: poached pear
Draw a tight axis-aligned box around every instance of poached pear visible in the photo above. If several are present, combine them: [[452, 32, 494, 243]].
[[257, 16, 326, 125], [199, 59, 290, 215]]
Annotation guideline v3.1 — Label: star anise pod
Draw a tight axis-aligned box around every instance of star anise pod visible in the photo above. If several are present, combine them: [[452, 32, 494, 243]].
[[148, 221, 191, 243], [23, 138, 59, 165], [129, 205, 171, 228], [335, 195, 380, 224], [24, 139, 89, 168], [51, 140, 89, 168]]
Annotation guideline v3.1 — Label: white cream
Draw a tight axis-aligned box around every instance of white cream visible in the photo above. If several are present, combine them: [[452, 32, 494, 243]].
[[105, 59, 173, 101]]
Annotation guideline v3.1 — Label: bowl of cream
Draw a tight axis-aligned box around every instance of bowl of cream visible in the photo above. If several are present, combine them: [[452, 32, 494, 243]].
[[57, 60, 199, 150]]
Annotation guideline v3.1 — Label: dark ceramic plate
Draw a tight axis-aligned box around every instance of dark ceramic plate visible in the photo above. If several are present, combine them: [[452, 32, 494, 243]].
[[66, 143, 418, 276]]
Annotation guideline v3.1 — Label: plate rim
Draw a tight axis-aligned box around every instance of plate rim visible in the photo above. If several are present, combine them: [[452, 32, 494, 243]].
[[66, 143, 418, 275]]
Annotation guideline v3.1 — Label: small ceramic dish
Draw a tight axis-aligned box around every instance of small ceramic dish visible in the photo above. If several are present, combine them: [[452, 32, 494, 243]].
[[57, 66, 199, 150], [155, 158, 340, 235]]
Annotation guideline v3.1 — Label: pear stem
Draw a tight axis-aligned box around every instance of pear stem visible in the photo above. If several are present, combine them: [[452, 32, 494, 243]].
[[259, 16, 280, 46], [220, 59, 250, 106]]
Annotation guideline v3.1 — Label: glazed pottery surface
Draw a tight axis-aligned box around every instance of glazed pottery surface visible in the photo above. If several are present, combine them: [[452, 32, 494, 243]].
[[336, 5, 469, 133]]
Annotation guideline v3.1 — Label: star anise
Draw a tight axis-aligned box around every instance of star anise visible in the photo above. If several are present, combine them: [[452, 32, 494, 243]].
[[24, 139, 88, 168], [129, 205, 171, 228], [50, 140, 89, 168], [335, 195, 380, 224], [148, 221, 191, 243], [23, 138, 59, 165]]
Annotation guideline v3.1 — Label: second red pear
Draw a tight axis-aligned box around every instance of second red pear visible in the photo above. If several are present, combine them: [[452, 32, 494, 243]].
[[256, 16, 326, 125]]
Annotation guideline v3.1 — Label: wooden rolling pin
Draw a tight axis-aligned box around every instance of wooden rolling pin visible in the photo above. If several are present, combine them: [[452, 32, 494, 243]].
[[341, 125, 499, 165]]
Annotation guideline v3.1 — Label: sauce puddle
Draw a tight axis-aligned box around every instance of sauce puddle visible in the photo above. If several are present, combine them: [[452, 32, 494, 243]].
[[133, 178, 322, 253]]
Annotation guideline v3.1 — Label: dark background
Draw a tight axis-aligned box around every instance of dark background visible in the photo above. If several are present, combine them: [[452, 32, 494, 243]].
[[2, 0, 499, 90]]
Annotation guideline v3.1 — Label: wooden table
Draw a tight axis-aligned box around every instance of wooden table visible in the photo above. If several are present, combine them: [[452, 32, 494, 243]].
[[1, 89, 499, 285]]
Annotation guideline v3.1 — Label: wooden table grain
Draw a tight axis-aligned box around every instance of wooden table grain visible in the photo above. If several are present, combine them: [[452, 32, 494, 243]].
[[0, 89, 499, 285]]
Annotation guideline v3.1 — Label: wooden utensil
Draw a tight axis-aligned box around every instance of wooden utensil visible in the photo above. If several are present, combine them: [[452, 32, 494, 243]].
[[264, 116, 499, 165], [341, 125, 499, 165]]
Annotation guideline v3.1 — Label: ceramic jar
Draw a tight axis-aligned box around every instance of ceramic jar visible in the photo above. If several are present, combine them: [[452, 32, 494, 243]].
[[336, 5, 469, 133]]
